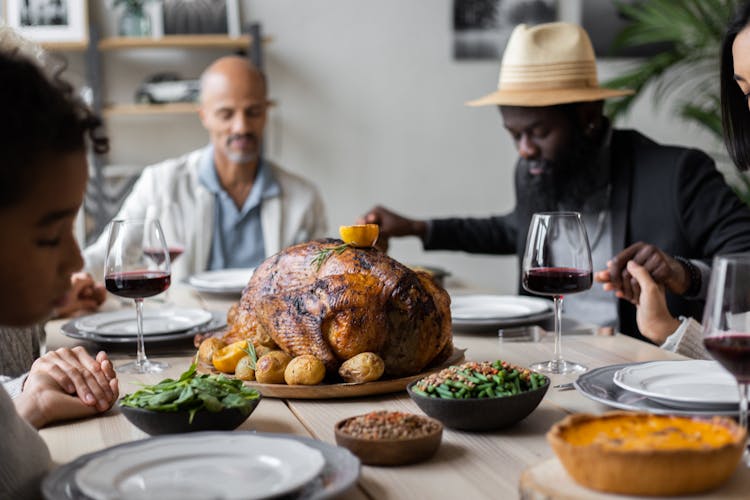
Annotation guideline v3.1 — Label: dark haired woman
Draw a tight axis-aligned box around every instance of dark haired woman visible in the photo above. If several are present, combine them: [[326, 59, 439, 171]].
[[611, 2, 750, 358], [0, 42, 119, 497]]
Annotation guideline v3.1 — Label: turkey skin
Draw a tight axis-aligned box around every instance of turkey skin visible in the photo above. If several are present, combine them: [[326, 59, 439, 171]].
[[231, 239, 453, 377]]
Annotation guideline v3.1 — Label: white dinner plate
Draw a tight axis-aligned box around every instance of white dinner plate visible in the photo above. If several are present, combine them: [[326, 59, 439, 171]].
[[74, 433, 326, 500], [74, 308, 213, 337], [575, 363, 738, 417], [613, 360, 739, 409], [187, 268, 255, 294], [43, 432, 360, 500], [451, 295, 552, 320]]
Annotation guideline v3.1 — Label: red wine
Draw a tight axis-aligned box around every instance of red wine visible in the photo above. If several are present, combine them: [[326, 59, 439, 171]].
[[143, 246, 184, 265], [704, 334, 750, 383], [105, 271, 171, 299], [523, 267, 592, 296]]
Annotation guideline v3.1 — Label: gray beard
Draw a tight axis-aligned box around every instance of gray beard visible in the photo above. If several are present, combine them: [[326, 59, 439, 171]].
[[227, 150, 258, 165]]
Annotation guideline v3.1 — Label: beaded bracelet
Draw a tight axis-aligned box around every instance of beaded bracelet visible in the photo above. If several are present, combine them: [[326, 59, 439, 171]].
[[673, 256, 701, 297]]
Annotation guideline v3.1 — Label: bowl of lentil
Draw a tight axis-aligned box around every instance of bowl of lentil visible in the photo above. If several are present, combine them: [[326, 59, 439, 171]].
[[406, 360, 549, 431], [334, 410, 443, 466]]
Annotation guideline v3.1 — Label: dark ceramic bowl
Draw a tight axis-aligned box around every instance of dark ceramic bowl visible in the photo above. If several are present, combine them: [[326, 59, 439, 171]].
[[118, 397, 261, 435], [334, 413, 443, 466], [406, 376, 549, 431]]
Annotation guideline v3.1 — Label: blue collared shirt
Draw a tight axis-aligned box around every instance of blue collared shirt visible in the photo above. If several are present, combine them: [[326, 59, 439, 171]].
[[198, 146, 280, 270]]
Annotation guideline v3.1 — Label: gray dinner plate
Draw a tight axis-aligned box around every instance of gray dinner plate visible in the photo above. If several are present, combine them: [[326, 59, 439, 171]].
[[452, 310, 555, 333], [574, 363, 738, 417], [42, 431, 360, 500], [60, 312, 226, 345]]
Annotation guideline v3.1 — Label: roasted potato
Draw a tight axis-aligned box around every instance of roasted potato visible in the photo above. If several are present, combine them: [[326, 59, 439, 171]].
[[255, 350, 292, 384], [254, 344, 274, 359], [198, 337, 226, 365], [284, 355, 326, 385], [235, 355, 256, 381], [338, 352, 385, 383]]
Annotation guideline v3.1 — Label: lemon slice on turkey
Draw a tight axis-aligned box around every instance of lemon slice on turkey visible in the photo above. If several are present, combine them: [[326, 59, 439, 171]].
[[339, 224, 379, 247]]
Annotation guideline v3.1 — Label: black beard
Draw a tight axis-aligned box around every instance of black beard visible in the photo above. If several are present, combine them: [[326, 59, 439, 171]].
[[520, 131, 604, 214]]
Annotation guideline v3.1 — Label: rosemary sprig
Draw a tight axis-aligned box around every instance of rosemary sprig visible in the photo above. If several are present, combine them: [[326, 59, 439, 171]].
[[242, 342, 258, 370], [312, 243, 350, 270]]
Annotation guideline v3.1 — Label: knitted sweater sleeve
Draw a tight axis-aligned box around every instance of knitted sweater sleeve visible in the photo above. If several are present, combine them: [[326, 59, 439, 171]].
[[0, 386, 52, 499]]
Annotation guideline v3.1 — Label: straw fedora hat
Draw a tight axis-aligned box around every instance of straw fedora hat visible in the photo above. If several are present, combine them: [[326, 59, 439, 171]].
[[466, 22, 633, 107]]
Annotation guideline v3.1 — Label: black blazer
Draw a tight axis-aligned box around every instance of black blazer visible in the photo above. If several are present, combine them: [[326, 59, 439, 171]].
[[425, 129, 750, 341]]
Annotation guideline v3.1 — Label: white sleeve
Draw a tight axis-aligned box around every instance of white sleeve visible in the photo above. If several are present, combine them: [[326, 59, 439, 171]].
[[0, 373, 27, 399], [83, 167, 157, 281], [660, 317, 711, 359], [309, 188, 328, 240]]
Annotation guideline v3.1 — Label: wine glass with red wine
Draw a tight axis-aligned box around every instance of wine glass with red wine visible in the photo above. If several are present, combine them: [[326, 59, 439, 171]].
[[104, 219, 171, 374], [702, 254, 750, 460], [522, 212, 592, 374]]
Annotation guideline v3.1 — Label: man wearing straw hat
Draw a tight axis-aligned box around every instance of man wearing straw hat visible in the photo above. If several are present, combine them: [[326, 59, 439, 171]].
[[360, 22, 750, 341]]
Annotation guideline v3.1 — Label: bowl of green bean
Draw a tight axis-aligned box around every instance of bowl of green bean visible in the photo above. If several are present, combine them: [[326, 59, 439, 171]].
[[406, 360, 549, 431]]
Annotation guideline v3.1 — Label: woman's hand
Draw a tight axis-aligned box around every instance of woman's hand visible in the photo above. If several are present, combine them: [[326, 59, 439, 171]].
[[54, 272, 107, 318], [14, 370, 117, 429], [625, 261, 681, 344], [22, 347, 119, 426]]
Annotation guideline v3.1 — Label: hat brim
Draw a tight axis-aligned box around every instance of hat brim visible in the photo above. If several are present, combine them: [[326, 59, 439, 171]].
[[465, 87, 634, 107]]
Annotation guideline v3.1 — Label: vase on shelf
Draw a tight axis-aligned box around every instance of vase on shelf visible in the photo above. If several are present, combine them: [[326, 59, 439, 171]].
[[118, 7, 152, 37]]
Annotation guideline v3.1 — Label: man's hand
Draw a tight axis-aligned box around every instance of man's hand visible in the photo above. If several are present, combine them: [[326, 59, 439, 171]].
[[54, 272, 107, 318], [625, 261, 681, 345], [594, 242, 689, 303], [27, 347, 118, 413], [357, 206, 427, 253]]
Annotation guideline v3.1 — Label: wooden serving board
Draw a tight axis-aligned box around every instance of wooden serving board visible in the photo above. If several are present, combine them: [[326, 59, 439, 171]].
[[198, 348, 465, 399], [519, 457, 750, 500]]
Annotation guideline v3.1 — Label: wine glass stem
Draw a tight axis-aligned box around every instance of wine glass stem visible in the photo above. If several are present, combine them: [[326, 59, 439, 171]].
[[739, 382, 750, 465], [740, 382, 749, 431], [553, 295, 564, 367], [134, 298, 148, 369]]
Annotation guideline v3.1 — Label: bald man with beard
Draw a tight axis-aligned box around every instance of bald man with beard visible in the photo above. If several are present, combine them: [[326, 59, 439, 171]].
[[84, 56, 327, 282], [360, 23, 750, 342]]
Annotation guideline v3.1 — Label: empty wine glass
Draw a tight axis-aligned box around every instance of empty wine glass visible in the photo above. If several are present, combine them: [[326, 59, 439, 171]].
[[522, 212, 593, 374], [702, 254, 750, 462], [104, 219, 171, 374]]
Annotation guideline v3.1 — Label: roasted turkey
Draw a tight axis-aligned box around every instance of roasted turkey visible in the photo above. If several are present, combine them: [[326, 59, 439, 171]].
[[223, 239, 453, 377]]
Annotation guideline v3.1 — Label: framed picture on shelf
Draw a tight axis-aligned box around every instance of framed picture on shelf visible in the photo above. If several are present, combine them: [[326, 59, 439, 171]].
[[4, 0, 88, 44], [163, 0, 241, 37]]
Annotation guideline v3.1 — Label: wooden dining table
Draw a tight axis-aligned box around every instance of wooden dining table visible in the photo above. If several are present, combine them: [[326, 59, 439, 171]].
[[41, 285, 750, 499]]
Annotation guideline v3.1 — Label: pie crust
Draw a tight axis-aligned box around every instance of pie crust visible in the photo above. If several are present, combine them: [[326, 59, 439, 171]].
[[547, 411, 746, 496]]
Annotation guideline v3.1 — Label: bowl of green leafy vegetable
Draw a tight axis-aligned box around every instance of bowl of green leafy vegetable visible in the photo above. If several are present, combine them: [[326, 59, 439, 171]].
[[118, 363, 262, 435]]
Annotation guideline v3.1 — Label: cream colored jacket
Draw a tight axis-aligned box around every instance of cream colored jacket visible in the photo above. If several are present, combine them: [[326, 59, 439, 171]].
[[84, 148, 327, 282]]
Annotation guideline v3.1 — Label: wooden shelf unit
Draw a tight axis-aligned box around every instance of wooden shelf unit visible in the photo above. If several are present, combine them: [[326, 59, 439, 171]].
[[41, 40, 90, 51], [98, 34, 272, 50], [103, 102, 200, 117]]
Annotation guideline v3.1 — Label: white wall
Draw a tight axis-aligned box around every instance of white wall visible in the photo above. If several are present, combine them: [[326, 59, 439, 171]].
[[85, 0, 720, 293]]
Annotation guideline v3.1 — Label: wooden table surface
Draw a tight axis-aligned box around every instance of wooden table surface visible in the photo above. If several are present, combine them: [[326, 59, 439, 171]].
[[41, 286, 750, 499]]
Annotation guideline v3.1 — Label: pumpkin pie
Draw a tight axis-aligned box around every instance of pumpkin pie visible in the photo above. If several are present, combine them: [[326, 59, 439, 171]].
[[547, 411, 746, 496]]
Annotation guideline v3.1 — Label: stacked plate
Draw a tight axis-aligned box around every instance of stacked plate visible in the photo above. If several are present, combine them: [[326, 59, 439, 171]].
[[450, 294, 553, 332], [187, 268, 255, 295], [43, 432, 361, 499], [61, 308, 225, 344], [575, 360, 739, 416]]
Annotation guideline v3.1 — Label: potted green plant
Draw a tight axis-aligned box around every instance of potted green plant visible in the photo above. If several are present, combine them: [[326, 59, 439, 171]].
[[603, 0, 750, 201], [114, 0, 153, 37]]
